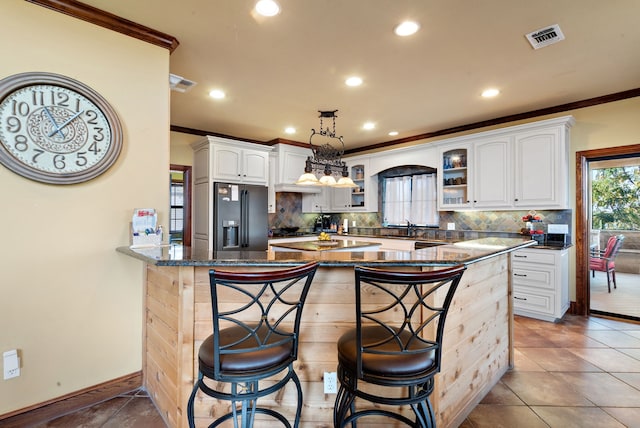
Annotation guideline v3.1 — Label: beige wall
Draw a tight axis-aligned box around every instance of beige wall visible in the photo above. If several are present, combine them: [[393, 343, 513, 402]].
[[0, 1, 169, 414], [170, 131, 199, 165]]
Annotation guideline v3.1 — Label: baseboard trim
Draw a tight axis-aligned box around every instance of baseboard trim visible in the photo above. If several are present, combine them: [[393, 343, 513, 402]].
[[0, 371, 142, 427]]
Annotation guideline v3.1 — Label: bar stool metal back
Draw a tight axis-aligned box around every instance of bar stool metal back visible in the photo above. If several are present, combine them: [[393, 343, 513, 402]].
[[334, 264, 466, 428], [187, 261, 319, 428]]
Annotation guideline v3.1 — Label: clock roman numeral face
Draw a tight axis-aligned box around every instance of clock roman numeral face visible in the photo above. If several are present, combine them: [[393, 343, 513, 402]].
[[0, 73, 122, 184], [0, 84, 112, 175]]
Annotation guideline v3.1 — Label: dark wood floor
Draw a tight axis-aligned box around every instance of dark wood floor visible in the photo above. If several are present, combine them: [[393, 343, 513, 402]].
[[30, 389, 165, 428]]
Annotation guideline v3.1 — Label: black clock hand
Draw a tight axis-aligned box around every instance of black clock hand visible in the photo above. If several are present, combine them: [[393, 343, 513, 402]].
[[47, 110, 84, 137], [43, 107, 64, 138]]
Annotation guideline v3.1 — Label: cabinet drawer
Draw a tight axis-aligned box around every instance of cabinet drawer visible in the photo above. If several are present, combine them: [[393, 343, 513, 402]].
[[512, 265, 554, 290], [511, 250, 555, 265], [513, 287, 555, 316]]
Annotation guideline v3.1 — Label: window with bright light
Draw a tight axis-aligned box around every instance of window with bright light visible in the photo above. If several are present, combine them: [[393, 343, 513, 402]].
[[382, 173, 438, 226]]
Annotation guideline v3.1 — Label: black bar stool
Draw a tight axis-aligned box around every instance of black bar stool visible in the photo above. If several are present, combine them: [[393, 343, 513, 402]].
[[187, 261, 319, 428], [334, 264, 466, 428]]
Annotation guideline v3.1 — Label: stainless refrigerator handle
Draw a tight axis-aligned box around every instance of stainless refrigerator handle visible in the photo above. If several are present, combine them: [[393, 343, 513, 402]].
[[241, 189, 249, 247]]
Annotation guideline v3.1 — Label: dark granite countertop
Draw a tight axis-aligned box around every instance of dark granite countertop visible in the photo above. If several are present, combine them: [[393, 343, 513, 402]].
[[117, 237, 536, 267]]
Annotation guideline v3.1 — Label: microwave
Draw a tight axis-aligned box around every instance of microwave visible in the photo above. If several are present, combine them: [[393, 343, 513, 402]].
[[546, 233, 568, 247]]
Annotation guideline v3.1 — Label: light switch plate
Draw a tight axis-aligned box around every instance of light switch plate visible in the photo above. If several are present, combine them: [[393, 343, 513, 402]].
[[3, 349, 20, 380], [447, 223, 455, 230]]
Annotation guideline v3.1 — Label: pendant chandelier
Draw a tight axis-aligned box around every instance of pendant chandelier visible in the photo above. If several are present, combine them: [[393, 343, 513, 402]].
[[295, 110, 356, 187]]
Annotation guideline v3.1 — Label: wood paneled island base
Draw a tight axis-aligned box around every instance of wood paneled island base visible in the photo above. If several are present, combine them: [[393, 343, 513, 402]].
[[124, 239, 525, 428]]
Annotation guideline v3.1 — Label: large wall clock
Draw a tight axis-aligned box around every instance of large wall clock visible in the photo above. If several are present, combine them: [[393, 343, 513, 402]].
[[0, 72, 123, 184]]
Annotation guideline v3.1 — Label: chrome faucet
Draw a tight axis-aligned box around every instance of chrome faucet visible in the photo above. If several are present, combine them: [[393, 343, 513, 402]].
[[406, 219, 416, 237]]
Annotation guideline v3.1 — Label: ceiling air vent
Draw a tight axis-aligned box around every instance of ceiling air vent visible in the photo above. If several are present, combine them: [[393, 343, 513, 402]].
[[525, 24, 565, 50], [169, 73, 197, 92]]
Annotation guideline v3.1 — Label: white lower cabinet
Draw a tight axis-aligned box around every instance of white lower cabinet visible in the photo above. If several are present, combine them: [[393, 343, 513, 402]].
[[511, 248, 569, 322]]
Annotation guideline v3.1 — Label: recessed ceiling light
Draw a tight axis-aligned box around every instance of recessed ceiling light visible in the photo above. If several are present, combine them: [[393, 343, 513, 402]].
[[481, 88, 500, 98], [209, 89, 226, 99], [394, 21, 420, 37], [363, 122, 375, 130], [388, 131, 399, 136], [345, 76, 363, 87], [284, 127, 296, 134], [255, 0, 280, 17]]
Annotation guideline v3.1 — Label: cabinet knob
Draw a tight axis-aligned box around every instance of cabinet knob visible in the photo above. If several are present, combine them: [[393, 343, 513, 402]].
[[514, 198, 519, 201]]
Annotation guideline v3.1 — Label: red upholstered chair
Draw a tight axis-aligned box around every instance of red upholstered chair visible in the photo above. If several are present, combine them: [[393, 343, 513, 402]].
[[590, 235, 625, 293]]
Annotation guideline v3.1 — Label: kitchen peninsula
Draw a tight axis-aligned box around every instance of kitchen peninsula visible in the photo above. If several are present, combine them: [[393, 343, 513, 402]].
[[117, 237, 535, 428]]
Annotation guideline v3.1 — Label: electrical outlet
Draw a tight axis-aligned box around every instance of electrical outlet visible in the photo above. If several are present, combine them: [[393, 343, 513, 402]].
[[323, 371, 337, 394], [447, 222, 456, 230], [3, 350, 20, 380]]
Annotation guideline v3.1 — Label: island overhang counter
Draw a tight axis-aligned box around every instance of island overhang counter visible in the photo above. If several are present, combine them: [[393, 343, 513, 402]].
[[117, 237, 535, 428]]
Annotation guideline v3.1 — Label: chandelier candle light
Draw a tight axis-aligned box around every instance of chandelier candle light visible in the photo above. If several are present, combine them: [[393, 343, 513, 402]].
[[295, 110, 357, 187]]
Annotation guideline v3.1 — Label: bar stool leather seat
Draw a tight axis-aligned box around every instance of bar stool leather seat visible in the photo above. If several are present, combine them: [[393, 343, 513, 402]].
[[198, 324, 293, 374], [338, 326, 435, 377]]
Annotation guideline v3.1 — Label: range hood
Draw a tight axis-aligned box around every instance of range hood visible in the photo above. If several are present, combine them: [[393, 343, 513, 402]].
[[274, 183, 321, 193]]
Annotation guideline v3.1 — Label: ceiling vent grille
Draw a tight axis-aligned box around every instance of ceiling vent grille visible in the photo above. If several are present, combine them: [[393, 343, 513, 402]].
[[169, 73, 197, 92], [525, 24, 565, 50]]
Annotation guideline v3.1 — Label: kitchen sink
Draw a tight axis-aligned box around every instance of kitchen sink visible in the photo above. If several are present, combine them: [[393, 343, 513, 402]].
[[414, 241, 447, 250]]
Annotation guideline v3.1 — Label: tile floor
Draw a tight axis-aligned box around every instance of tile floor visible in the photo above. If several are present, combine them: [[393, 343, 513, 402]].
[[30, 314, 640, 427], [461, 314, 640, 428]]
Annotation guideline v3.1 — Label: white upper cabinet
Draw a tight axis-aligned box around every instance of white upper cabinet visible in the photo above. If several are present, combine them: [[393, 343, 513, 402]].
[[210, 141, 270, 185], [473, 137, 511, 208], [437, 115, 574, 211], [191, 136, 271, 185], [513, 126, 568, 208]]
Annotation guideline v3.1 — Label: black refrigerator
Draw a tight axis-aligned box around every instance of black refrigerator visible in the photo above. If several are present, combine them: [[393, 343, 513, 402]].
[[213, 182, 268, 251]]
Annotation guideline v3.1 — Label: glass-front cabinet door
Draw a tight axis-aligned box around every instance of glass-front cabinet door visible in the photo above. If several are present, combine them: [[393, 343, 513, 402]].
[[439, 147, 470, 209], [350, 164, 366, 210]]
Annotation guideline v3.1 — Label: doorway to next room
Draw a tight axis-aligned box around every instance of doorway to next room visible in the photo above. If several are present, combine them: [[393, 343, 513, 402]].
[[576, 145, 640, 322], [170, 164, 192, 247]]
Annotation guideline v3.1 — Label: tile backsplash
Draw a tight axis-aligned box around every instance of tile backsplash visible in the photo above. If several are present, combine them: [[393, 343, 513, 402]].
[[269, 192, 571, 238]]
